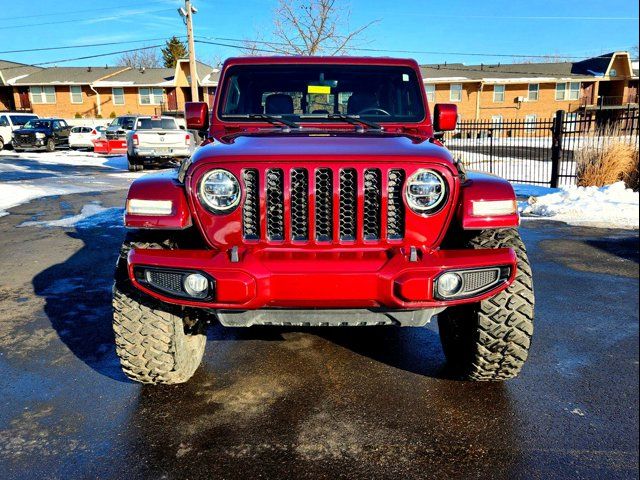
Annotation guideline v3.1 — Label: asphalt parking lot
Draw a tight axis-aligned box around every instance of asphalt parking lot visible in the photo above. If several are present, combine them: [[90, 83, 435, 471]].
[[0, 159, 638, 479]]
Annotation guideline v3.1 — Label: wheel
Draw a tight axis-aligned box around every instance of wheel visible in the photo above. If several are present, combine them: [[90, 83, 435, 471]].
[[0, 137, 4, 150], [438, 228, 535, 381], [127, 153, 143, 172], [112, 232, 207, 384], [45, 138, 56, 152]]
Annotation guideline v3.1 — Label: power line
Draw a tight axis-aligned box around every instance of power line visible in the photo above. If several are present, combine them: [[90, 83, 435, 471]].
[[0, 37, 187, 55], [0, 37, 631, 79], [195, 38, 620, 78], [0, 45, 165, 70], [0, 8, 176, 30], [199, 36, 619, 60]]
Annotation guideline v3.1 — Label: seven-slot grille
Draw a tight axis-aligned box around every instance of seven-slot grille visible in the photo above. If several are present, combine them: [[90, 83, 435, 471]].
[[241, 167, 407, 243]]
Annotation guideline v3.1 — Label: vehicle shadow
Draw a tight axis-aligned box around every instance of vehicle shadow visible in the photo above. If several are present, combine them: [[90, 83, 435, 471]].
[[31, 216, 132, 383]]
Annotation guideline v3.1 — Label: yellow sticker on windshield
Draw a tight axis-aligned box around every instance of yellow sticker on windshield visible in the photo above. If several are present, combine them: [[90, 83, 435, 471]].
[[308, 85, 331, 94]]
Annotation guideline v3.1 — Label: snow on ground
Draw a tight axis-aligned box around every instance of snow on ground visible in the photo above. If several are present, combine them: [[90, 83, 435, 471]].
[[519, 181, 639, 229], [0, 150, 152, 216], [18, 202, 123, 228], [0, 182, 103, 217], [0, 149, 128, 169]]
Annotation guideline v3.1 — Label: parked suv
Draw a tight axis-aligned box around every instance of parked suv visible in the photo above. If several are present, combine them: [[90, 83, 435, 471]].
[[13, 118, 70, 152], [0, 112, 39, 149], [114, 57, 534, 385]]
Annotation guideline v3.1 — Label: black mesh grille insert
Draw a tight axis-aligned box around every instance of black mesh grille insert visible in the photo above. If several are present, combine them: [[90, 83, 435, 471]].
[[363, 169, 381, 240], [239, 167, 407, 244], [290, 168, 309, 241], [147, 270, 183, 294], [242, 169, 260, 240], [339, 168, 357, 241], [387, 169, 405, 240], [266, 169, 284, 241], [315, 168, 333, 241]]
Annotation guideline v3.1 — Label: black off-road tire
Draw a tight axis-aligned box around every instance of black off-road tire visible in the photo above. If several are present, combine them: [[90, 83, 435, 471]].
[[438, 228, 534, 381], [45, 138, 56, 152], [0, 137, 5, 150], [112, 233, 207, 384]]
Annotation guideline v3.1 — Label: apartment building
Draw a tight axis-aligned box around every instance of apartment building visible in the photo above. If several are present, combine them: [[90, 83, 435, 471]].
[[0, 59, 219, 118], [421, 51, 638, 122]]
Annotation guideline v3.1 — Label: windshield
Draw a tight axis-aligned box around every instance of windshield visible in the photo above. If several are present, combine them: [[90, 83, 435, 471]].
[[218, 64, 425, 123], [110, 117, 136, 129], [10, 115, 37, 126], [136, 118, 178, 130], [23, 120, 51, 129]]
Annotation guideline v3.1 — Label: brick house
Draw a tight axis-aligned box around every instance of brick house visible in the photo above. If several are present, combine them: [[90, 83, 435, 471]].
[[0, 59, 219, 118], [0, 60, 42, 111], [421, 51, 638, 122]]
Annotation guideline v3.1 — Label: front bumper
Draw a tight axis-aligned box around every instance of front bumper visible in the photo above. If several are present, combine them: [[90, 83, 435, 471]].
[[14, 139, 46, 150], [128, 246, 517, 310], [133, 146, 191, 158]]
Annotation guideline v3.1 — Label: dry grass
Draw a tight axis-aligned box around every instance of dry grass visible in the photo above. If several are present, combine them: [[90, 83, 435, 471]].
[[576, 141, 639, 190]]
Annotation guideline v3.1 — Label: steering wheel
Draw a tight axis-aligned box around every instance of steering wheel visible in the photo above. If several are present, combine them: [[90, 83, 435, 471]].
[[357, 107, 391, 116]]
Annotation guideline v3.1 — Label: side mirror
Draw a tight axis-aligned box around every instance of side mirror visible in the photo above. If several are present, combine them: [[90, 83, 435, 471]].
[[185, 102, 210, 131], [433, 104, 458, 132]]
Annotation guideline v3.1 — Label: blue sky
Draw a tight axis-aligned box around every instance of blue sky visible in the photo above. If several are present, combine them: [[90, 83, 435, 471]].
[[1, 0, 638, 68]]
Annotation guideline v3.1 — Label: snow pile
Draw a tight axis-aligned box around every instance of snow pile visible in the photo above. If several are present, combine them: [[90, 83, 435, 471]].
[[0, 182, 99, 217], [520, 181, 639, 229], [19, 203, 123, 228]]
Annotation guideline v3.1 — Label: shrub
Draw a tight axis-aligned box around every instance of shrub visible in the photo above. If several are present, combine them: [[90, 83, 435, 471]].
[[576, 141, 639, 190], [74, 112, 82, 118], [625, 156, 639, 191], [110, 111, 117, 118]]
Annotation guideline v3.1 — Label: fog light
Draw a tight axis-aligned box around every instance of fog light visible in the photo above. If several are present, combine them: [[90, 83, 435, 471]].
[[438, 272, 462, 297], [184, 273, 209, 297]]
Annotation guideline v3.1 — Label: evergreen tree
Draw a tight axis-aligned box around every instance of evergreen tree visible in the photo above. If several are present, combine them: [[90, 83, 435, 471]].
[[162, 37, 188, 68]]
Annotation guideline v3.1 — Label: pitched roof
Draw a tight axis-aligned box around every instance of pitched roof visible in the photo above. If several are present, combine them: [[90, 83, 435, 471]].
[[421, 52, 638, 84], [0, 60, 43, 86], [11, 66, 127, 85], [92, 67, 176, 87], [421, 62, 593, 84], [196, 61, 220, 86]]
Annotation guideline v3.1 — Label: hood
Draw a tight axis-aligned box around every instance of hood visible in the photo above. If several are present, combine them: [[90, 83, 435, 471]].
[[14, 127, 50, 135], [191, 132, 454, 165]]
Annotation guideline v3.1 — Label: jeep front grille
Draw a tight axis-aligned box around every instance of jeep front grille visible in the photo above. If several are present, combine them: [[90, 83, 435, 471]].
[[266, 169, 285, 241], [241, 167, 406, 243]]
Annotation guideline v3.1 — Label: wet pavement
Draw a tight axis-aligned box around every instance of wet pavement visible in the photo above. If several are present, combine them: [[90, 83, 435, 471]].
[[0, 186, 638, 479]]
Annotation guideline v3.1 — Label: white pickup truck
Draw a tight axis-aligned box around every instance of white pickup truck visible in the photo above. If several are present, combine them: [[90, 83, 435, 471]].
[[126, 116, 196, 171]]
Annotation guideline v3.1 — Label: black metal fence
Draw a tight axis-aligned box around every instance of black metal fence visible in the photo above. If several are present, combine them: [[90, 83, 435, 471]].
[[443, 109, 639, 187]]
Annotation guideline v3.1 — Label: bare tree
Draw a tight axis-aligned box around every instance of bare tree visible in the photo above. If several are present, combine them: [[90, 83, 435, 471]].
[[116, 47, 162, 68], [247, 0, 378, 56]]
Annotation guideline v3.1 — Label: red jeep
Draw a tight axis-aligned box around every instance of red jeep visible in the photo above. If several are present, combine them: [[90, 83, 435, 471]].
[[113, 57, 534, 384]]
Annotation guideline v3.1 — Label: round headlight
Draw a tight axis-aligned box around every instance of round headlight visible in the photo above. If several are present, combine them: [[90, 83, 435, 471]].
[[405, 169, 447, 214], [198, 169, 241, 213]]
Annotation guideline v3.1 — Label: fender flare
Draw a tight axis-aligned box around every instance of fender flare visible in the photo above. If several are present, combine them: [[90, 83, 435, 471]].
[[124, 171, 192, 229], [457, 171, 520, 230]]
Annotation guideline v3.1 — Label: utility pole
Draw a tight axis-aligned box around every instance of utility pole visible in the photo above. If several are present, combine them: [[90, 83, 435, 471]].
[[184, 0, 199, 102]]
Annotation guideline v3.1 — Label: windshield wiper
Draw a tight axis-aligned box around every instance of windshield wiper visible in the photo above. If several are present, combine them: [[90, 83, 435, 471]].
[[241, 113, 301, 131], [326, 114, 383, 132]]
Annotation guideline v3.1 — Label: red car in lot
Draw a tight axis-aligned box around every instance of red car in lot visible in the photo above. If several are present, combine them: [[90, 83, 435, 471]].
[[113, 56, 534, 384]]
